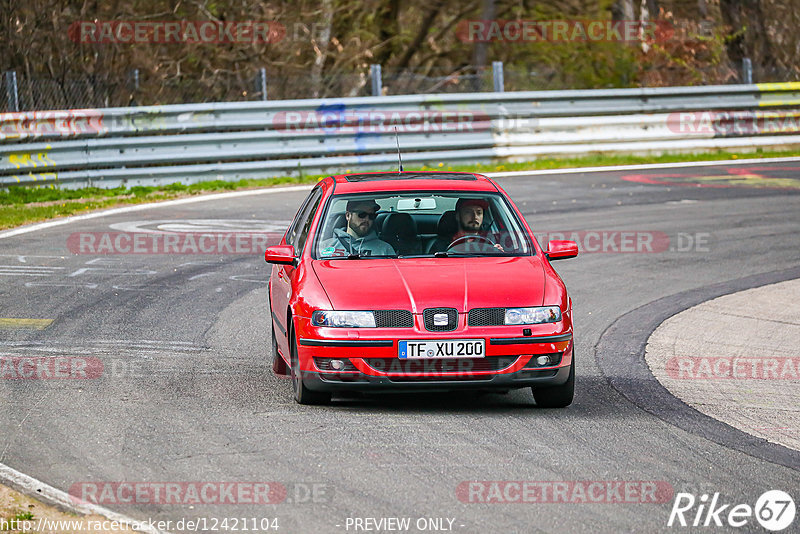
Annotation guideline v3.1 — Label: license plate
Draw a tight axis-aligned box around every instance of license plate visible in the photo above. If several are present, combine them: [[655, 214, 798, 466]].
[[399, 339, 485, 359]]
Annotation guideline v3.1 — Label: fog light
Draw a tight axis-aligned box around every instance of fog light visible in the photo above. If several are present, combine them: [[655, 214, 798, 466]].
[[330, 359, 345, 371], [536, 355, 551, 367]]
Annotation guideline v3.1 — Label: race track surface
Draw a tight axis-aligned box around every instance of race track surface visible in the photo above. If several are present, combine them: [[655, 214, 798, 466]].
[[1, 162, 798, 533]]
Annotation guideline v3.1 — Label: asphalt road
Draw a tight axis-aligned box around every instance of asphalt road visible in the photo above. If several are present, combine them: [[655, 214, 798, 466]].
[[0, 162, 798, 533]]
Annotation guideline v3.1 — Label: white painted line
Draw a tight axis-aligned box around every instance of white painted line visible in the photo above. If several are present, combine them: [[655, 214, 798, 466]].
[[0, 255, 66, 262], [485, 156, 800, 178], [0, 462, 170, 534], [24, 282, 99, 289], [0, 265, 66, 271], [0, 184, 312, 240]]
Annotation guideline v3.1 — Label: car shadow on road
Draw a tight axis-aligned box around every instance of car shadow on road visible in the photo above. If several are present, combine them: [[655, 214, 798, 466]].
[[310, 374, 614, 414]]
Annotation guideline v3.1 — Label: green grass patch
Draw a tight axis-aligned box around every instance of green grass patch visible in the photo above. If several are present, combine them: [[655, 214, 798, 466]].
[[2, 147, 799, 230]]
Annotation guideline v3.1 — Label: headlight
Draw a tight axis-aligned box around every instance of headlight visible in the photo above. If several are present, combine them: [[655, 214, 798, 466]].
[[311, 310, 376, 328], [504, 306, 561, 325]]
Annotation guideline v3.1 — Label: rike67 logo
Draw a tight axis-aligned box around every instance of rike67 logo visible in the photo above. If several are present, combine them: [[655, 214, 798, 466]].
[[668, 490, 795, 531]]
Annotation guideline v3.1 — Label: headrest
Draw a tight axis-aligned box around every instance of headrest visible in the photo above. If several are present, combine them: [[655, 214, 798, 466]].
[[437, 210, 458, 236], [383, 212, 417, 239]]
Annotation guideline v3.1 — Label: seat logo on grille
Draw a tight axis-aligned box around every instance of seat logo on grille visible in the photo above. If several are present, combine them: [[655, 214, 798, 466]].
[[433, 313, 449, 326]]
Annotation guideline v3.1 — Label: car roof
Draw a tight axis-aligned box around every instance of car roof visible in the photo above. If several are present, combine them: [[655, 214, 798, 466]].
[[324, 171, 499, 194]]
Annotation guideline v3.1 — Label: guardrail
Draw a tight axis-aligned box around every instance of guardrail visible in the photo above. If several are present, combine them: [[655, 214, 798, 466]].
[[1, 82, 800, 188]]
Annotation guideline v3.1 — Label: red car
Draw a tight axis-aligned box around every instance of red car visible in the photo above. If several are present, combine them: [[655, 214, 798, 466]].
[[265, 171, 578, 406]]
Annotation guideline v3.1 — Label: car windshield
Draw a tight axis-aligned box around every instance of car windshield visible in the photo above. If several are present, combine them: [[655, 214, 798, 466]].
[[314, 192, 532, 259]]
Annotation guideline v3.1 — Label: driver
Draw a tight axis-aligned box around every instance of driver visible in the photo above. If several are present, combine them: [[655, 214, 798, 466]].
[[431, 198, 503, 253], [319, 198, 396, 257]]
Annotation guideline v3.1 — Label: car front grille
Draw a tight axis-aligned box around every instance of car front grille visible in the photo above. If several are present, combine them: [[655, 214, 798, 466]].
[[374, 310, 414, 328], [468, 307, 506, 326], [362, 356, 518, 374], [423, 307, 458, 331]]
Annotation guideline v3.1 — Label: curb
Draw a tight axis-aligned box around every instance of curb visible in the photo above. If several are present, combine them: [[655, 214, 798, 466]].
[[0, 463, 170, 534], [595, 266, 800, 471]]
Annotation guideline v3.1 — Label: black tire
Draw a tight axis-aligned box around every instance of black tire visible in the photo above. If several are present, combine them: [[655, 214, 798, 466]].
[[290, 330, 331, 405], [532, 358, 574, 408], [271, 326, 289, 376]]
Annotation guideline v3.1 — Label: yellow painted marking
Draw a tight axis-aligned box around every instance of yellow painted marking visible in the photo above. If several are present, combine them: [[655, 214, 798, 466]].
[[0, 318, 54, 330], [8, 153, 36, 168], [7, 154, 22, 169], [758, 99, 800, 107], [665, 172, 800, 189], [756, 82, 800, 91]]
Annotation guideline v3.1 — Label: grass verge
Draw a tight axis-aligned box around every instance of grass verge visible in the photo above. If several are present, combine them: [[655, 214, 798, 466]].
[[0, 483, 135, 533], [3, 148, 799, 231]]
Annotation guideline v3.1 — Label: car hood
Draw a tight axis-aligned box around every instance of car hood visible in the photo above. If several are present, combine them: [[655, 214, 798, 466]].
[[311, 256, 546, 312]]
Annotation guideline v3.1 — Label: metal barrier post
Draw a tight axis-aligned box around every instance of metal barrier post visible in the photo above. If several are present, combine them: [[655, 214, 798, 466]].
[[742, 58, 753, 84], [370, 64, 382, 96], [4, 71, 19, 112], [258, 68, 268, 100], [492, 61, 504, 93], [127, 69, 140, 106]]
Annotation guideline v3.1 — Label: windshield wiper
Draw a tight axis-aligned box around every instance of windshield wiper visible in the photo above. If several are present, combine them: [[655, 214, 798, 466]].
[[343, 253, 398, 259]]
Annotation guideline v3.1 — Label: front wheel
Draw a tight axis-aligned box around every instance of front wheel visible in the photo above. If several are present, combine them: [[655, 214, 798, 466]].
[[532, 358, 574, 408], [290, 330, 331, 405]]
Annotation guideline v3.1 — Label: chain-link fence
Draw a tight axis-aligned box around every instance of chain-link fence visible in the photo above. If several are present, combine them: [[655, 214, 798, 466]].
[[2, 60, 797, 112], [0, 74, 132, 111]]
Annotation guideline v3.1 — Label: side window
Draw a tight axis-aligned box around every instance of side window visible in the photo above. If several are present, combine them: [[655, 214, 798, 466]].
[[286, 187, 320, 247], [290, 187, 323, 253]]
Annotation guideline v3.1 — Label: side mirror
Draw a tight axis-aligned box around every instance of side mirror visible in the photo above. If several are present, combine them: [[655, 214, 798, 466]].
[[545, 240, 578, 261], [265, 245, 296, 266]]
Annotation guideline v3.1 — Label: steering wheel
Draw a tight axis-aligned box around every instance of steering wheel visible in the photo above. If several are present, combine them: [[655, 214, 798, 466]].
[[446, 234, 497, 251]]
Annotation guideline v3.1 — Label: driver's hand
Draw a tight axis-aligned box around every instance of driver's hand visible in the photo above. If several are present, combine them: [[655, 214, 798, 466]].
[[493, 243, 504, 252]]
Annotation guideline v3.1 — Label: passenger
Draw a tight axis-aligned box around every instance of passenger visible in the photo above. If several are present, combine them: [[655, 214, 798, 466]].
[[319, 199, 396, 257]]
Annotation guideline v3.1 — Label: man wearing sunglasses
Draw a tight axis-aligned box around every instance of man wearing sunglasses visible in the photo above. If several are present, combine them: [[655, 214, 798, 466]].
[[319, 198, 396, 257]]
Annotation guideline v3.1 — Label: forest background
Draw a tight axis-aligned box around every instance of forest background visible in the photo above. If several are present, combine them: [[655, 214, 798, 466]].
[[1, 0, 798, 108]]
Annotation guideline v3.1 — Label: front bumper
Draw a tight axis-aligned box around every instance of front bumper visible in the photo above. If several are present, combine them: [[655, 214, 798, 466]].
[[292, 314, 574, 392], [301, 362, 572, 393]]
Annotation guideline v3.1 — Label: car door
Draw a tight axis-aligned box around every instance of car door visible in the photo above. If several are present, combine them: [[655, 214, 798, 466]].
[[270, 186, 324, 352]]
